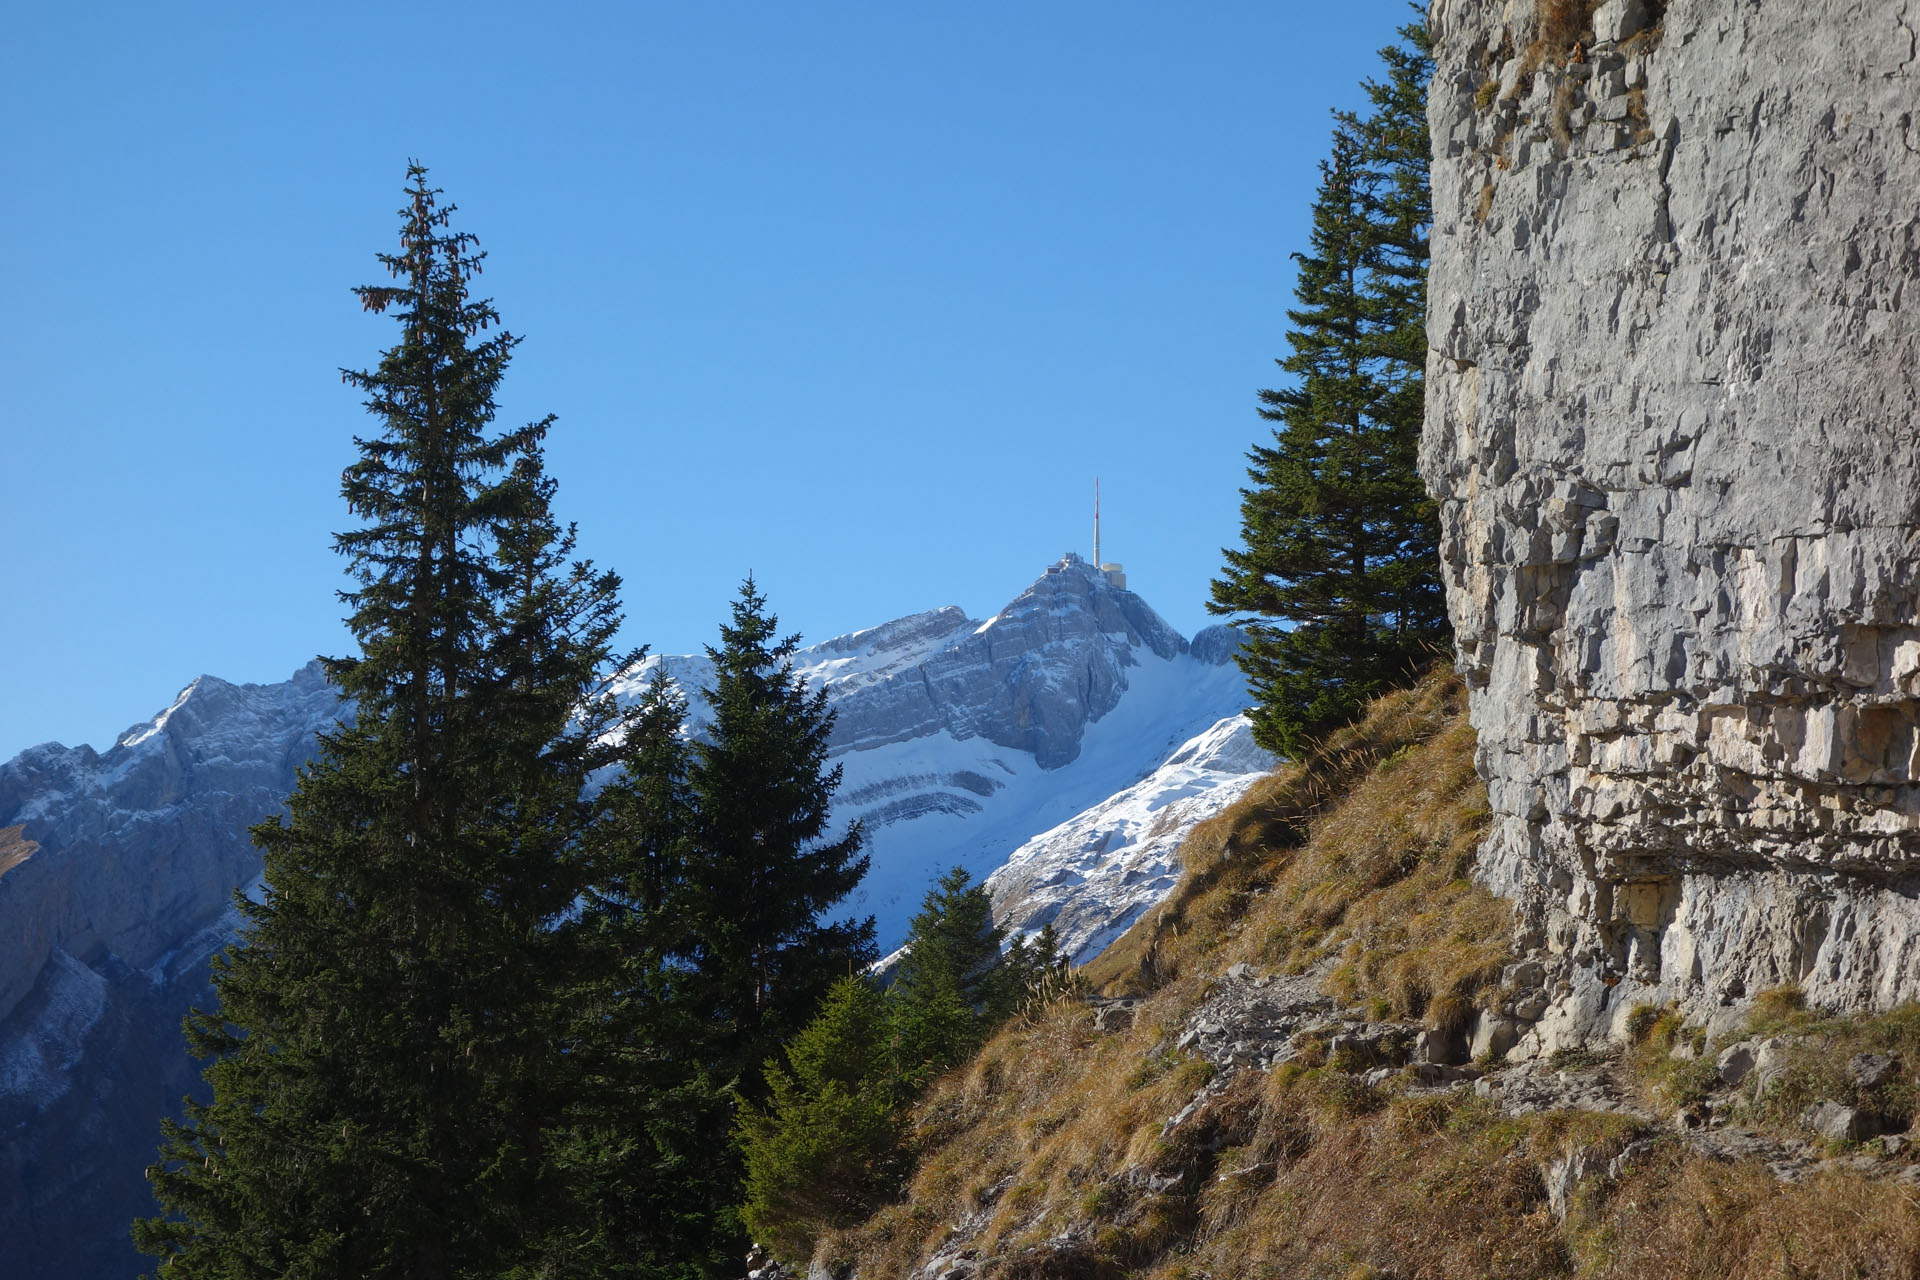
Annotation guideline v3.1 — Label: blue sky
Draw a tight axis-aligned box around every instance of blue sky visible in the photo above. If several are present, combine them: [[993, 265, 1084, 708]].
[[1, 1, 1419, 759]]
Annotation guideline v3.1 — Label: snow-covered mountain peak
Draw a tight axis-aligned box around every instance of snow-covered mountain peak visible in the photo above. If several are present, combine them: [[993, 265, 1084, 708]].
[[821, 556, 1196, 768]]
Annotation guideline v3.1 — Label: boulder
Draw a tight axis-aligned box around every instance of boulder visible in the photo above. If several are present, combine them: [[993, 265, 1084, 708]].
[[1804, 1100, 1880, 1144], [1716, 1041, 1758, 1087], [1848, 1052, 1901, 1090], [1470, 1012, 1521, 1062], [1590, 0, 1651, 44]]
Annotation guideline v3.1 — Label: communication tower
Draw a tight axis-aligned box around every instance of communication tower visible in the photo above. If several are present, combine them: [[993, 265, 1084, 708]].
[[1094, 477, 1127, 590]]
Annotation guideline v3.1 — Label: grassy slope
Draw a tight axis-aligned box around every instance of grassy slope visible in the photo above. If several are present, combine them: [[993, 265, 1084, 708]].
[[821, 671, 1920, 1279]]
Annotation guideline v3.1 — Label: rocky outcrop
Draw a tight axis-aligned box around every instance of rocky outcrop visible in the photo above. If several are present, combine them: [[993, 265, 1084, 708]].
[[0, 663, 340, 1029], [1424, 0, 1920, 1048]]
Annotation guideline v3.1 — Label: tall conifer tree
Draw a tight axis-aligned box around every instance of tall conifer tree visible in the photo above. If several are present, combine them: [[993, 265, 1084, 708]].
[[677, 578, 876, 1093], [544, 666, 741, 1280], [136, 166, 636, 1279], [1210, 20, 1445, 757]]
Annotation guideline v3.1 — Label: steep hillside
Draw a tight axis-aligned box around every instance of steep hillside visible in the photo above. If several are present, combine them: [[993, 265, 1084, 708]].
[[817, 673, 1920, 1280]]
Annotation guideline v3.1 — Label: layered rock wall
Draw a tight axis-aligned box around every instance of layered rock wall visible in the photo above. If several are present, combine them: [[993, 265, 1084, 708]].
[[1424, 0, 1920, 1046]]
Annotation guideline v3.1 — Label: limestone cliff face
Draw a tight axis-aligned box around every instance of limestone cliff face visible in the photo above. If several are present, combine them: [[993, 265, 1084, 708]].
[[1424, 0, 1920, 1049]]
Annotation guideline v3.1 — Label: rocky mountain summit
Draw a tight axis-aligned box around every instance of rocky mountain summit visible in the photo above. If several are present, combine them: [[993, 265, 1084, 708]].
[[0, 556, 1259, 1279], [1424, 0, 1920, 1052]]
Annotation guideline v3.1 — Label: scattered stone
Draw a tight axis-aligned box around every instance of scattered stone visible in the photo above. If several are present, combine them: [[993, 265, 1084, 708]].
[[1882, 1134, 1909, 1158], [1226, 962, 1255, 981], [1513, 991, 1551, 1021], [1409, 1062, 1482, 1087], [1717, 1041, 1758, 1087], [1470, 1012, 1520, 1062], [1804, 1100, 1880, 1144], [747, 1245, 799, 1280], [1089, 1000, 1138, 1034], [1849, 1052, 1901, 1090]]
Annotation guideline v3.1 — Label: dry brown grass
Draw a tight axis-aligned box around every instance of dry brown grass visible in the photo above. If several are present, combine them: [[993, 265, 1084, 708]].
[[820, 672, 1920, 1278], [1084, 671, 1500, 1009], [821, 672, 1521, 1277], [1536, 0, 1602, 55], [0, 824, 36, 880], [1083, 671, 1509, 1044], [1574, 1153, 1920, 1279]]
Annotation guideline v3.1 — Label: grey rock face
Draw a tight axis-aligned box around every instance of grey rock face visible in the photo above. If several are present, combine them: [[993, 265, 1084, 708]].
[[1425, 0, 1920, 1047]]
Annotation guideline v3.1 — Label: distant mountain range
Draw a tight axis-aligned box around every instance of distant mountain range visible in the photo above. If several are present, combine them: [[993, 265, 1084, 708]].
[[0, 553, 1268, 1279]]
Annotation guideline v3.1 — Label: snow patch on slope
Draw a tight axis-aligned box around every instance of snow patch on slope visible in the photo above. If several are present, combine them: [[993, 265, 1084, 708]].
[[837, 648, 1257, 948], [986, 716, 1276, 965], [0, 948, 108, 1110]]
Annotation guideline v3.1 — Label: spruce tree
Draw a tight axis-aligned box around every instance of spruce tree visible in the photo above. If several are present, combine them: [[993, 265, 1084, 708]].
[[889, 866, 1009, 1077], [678, 577, 876, 1092], [735, 873, 1071, 1263], [135, 166, 635, 1279], [543, 667, 740, 1280], [1209, 20, 1446, 758], [735, 977, 907, 1265]]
